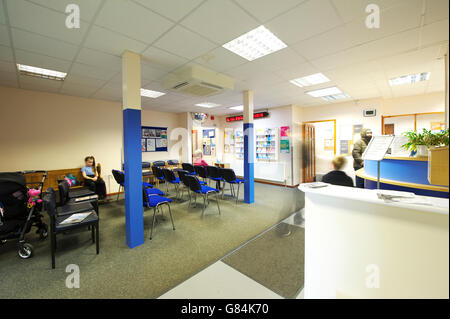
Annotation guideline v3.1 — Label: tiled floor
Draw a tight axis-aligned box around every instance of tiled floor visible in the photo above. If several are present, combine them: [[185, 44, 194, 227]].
[[159, 261, 283, 299]]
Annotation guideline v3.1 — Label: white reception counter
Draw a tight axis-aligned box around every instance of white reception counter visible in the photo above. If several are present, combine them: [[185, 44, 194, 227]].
[[299, 184, 449, 299]]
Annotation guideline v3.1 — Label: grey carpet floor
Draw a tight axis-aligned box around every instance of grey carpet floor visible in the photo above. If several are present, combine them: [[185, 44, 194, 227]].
[[222, 220, 305, 299], [0, 183, 304, 299]]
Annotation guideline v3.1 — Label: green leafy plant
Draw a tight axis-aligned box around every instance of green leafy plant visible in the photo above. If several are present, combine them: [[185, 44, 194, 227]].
[[402, 128, 449, 151]]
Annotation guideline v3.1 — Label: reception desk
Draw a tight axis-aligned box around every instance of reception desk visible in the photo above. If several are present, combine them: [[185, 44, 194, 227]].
[[299, 184, 449, 299], [356, 156, 449, 198]]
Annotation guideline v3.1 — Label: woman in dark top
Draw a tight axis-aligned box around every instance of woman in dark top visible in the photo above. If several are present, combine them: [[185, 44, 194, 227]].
[[322, 156, 354, 187]]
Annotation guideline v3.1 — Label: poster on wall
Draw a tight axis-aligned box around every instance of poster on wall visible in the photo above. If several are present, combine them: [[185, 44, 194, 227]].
[[340, 140, 350, 155], [280, 126, 290, 137], [324, 139, 334, 151], [280, 139, 290, 153], [141, 126, 168, 152], [431, 122, 445, 131], [353, 124, 363, 135]]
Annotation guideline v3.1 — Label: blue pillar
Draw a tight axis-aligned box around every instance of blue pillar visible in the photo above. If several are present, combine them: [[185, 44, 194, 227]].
[[122, 50, 144, 248], [243, 90, 254, 204], [244, 123, 254, 203], [123, 109, 144, 248]]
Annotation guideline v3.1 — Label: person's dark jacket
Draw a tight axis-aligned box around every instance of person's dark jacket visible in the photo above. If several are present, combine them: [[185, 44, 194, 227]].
[[352, 128, 372, 170], [322, 170, 354, 187]]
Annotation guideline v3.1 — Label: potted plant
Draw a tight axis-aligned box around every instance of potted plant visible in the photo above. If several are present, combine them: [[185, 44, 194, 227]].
[[402, 128, 449, 157]]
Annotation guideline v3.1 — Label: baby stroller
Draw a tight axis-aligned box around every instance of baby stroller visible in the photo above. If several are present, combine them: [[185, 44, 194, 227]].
[[0, 171, 48, 259]]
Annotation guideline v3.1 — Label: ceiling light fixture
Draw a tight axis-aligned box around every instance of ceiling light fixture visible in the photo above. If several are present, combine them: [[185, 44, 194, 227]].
[[140, 88, 166, 98], [195, 102, 221, 108], [306, 86, 342, 98], [290, 73, 330, 87], [17, 63, 67, 81], [229, 105, 243, 111], [222, 25, 287, 61], [322, 93, 350, 101], [388, 72, 430, 86]]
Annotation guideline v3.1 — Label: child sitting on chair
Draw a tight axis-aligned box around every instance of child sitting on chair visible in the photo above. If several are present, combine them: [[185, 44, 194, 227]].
[[193, 149, 209, 167], [81, 156, 107, 200]]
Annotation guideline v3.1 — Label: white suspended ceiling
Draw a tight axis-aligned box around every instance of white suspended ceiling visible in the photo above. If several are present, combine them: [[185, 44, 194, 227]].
[[0, 0, 448, 115]]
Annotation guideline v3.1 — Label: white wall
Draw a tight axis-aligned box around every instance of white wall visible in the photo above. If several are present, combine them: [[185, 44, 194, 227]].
[[0, 86, 187, 193]]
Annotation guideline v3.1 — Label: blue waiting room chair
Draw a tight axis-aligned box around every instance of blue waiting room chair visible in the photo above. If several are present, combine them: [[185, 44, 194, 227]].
[[142, 184, 175, 240], [186, 175, 221, 217], [112, 169, 125, 201], [206, 165, 223, 190], [181, 163, 196, 175], [161, 168, 181, 200], [221, 168, 244, 204]]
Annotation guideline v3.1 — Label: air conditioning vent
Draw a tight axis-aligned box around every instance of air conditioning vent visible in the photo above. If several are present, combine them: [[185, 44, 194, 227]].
[[164, 65, 234, 97]]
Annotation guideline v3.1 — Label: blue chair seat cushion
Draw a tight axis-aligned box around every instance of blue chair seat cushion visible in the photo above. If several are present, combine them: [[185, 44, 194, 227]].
[[169, 177, 180, 184], [199, 180, 207, 185], [197, 185, 219, 194], [228, 178, 244, 184], [145, 188, 164, 196], [209, 177, 222, 181], [144, 195, 172, 208]]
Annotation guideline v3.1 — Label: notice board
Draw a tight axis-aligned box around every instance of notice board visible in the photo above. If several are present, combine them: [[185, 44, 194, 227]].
[[141, 126, 168, 152]]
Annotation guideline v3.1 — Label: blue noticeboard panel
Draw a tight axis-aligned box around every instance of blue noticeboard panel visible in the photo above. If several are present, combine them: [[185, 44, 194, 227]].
[[141, 126, 168, 152]]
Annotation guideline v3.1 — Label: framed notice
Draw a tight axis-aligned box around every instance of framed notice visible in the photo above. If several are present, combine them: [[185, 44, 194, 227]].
[[362, 136, 394, 161], [141, 126, 168, 152]]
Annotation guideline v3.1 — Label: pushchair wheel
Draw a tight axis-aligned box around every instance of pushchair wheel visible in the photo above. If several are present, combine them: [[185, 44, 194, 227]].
[[18, 243, 34, 259]]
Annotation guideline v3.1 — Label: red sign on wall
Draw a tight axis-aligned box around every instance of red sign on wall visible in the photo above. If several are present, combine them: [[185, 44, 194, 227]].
[[226, 112, 269, 122]]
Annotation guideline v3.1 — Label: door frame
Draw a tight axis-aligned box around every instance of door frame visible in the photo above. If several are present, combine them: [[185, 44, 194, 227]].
[[302, 119, 337, 155]]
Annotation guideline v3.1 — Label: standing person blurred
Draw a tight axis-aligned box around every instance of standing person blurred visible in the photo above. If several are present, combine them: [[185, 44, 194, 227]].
[[352, 128, 372, 188]]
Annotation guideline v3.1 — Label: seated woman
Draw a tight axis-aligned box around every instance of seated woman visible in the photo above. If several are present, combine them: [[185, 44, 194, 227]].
[[193, 149, 208, 167], [81, 156, 107, 200], [322, 156, 354, 187]]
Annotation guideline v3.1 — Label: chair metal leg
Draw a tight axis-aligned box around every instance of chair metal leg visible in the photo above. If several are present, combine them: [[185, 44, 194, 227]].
[[222, 182, 225, 199], [201, 194, 206, 217], [117, 185, 121, 201], [95, 223, 99, 254], [167, 204, 175, 230], [51, 232, 56, 269], [216, 192, 221, 215], [91, 225, 95, 243], [236, 183, 240, 204], [150, 206, 157, 240]]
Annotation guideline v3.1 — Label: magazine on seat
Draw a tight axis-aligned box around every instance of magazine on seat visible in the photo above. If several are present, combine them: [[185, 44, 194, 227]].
[[60, 211, 94, 225]]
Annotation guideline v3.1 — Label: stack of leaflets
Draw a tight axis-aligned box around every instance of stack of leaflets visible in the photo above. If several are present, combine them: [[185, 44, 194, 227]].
[[304, 182, 329, 188], [74, 194, 98, 202], [60, 211, 93, 225]]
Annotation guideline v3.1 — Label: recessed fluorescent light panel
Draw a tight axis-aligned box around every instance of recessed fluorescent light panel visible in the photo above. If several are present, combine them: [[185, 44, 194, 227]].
[[322, 93, 350, 101], [140, 88, 166, 98], [222, 25, 287, 61], [388, 72, 430, 86], [306, 86, 342, 98], [229, 105, 243, 111], [195, 102, 221, 108], [17, 64, 67, 81], [290, 73, 330, 87]]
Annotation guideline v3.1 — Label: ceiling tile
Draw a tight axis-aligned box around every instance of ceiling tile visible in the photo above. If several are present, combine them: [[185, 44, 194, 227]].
[[0, 44, 13, 62], [0, 0, 6, 25], [141, 62, 168, 81], [27, 0, 103, 21], [265, 0, 342, 45], [424, 0, 449, 25], [92, 82, 122, 102], [180, 0, 259, 45], [15, 49, 72, 72], [195, 47, 247, 72], [6, 0, 88, 45], [70, 62, 117, 81], [272, 62, 319, 81], [153, 25, 216, 60], [0, 59, 15, 73], [330, 0, 406, 24], [76, 47, 122, 72], [95, 0, 173, 44], [141, 46, 189, 72], [60, 82, 101, 98], [420, 19, 449, 48], [234, 0, 305, 23], [134, 0, 203, 22], [250, 47, 305, 72], [11, 28, 78, 60], [0, 24, 10, 46], [83, 25, 148, 56], [0, 69, 18, 87], [63, 73, 107, 88]]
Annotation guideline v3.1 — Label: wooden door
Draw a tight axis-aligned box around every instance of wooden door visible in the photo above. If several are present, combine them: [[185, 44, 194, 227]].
[[384, 124, 394, 135], [302, 124, 316, 183]]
